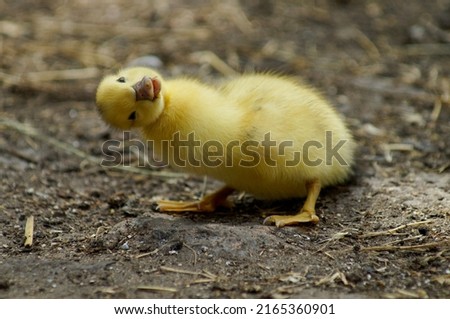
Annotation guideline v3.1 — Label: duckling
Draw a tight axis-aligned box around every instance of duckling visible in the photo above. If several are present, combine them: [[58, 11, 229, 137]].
[[96, 67, 355, 227]]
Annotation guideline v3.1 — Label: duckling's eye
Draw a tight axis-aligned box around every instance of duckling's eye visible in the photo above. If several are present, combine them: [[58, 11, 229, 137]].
[[117, 77, 126, 83], [128, 111, 137, 121]]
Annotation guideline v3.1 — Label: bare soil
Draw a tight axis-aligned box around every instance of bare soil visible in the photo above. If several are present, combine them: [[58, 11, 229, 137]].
[[0, 0, 449, 298]]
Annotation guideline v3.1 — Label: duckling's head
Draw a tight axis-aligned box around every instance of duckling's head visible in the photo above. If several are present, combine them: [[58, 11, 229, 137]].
[[96, 67, 165, 130]]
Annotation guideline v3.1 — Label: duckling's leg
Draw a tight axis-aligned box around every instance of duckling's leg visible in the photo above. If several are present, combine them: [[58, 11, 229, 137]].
[[263, 179, 321, 227], [157, 186, 235, 213]]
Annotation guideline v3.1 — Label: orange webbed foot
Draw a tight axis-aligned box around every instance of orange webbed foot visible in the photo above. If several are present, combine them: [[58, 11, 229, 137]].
[[157, 186, 235, 213], [264, 178, 321, 227], [157, 199, 215, 213], [263, 209, 320, 227]]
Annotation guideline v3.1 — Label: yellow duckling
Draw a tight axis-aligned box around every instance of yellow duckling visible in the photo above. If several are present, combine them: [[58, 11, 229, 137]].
[[96, 67, 355, 227]]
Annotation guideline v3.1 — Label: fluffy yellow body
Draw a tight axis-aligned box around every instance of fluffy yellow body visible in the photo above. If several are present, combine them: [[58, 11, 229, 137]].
[[96, 67, 355, 226]]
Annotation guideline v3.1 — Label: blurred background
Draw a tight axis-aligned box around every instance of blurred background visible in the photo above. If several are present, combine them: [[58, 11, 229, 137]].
[[1, 0, 448, 172], [1, 0, 448, 94]]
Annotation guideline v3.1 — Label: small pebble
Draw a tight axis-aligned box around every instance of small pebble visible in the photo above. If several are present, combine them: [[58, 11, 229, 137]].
[[127, 55, 163, 69], [409, 25, 426, 42]]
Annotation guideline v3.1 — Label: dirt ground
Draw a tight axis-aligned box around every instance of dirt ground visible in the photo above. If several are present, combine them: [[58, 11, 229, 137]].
[[0, 0, 449, 299]]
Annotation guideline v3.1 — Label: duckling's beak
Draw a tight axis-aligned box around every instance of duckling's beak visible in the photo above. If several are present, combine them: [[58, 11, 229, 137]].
[[132, 76, 161, 101]]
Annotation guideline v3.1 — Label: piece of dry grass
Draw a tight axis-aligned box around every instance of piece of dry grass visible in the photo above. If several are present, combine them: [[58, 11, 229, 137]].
[[24, 215, 34, 247], [316, 231, 350, 252], [0, 117, 184, 179], [190, 51, 239, 77], [0, 146, 38, 164], [160, 266, 217, 280], [315, 271, 350, 287], [384, 289, 429, 299], [360, 220, 435, 238], [382, 143, 415, 163], [136, 285, 178, 293], [361, 240, 450, 252], [183, 242, 198, 266]]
